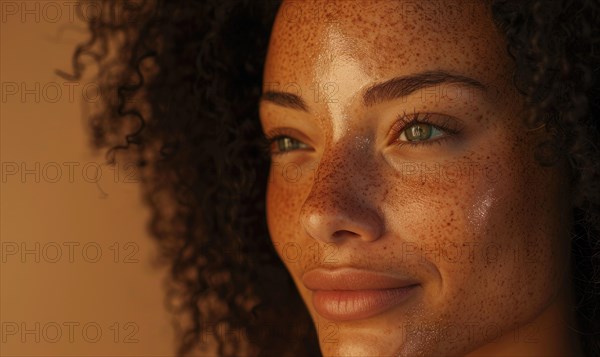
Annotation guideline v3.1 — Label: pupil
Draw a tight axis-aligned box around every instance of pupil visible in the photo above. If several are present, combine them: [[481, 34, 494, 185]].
[[408, 124, 431, 141], [279, 137, 293, 151]]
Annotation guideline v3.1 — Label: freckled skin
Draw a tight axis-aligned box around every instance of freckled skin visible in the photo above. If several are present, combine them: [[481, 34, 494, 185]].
[[260, 1, 581, 356]]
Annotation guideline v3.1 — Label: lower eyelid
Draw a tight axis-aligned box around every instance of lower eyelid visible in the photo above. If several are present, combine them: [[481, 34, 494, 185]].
[[393, 136, 455, 150]]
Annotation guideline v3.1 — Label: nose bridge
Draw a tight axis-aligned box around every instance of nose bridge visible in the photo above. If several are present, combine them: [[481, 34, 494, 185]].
[[300, 137, 384, 243], [318, 131, 374, 181], [310, 147, 357, 207]]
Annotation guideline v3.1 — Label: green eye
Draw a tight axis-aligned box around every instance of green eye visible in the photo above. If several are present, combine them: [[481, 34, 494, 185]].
[[399, 123, 444, 142], [272, 136, 309, 153]]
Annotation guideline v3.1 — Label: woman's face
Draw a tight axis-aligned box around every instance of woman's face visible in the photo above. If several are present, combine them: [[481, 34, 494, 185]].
[[259, 1, 572, 356]]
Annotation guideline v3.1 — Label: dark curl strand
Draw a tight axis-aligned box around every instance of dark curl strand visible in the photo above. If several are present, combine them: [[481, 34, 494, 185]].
[[61, 0, 600, 356]]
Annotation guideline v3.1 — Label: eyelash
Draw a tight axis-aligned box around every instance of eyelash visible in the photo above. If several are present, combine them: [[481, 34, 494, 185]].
[[390, 111, 463, 148], [262, 112, 463, 155], [261, 128, 305, 157]]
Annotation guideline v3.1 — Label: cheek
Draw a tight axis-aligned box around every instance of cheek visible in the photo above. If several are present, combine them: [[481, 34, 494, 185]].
[[382, 134, 570, 341], [266, 180, 294, 257], [265, 162, 314, 268]]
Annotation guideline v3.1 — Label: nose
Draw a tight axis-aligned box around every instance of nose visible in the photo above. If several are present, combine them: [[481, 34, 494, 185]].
[[299, 148, 385, 244]]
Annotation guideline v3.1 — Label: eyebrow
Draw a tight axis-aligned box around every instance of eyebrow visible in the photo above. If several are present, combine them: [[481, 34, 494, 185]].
[[363, 70, 487, 106], [261, 91, 309, 112], [261, 70, 487, 111]]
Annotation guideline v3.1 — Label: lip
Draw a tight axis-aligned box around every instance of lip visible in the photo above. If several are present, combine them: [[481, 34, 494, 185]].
[[302, 268, 420, 321]]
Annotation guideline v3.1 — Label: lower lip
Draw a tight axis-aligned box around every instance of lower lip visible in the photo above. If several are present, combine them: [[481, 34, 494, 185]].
[[312, 285, 419, 321]]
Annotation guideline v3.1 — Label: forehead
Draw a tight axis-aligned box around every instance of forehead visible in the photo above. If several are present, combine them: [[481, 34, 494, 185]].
[[264, 0, 511, 89]]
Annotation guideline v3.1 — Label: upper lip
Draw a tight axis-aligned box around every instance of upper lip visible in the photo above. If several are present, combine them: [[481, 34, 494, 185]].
[[302, 267, 420, 291]]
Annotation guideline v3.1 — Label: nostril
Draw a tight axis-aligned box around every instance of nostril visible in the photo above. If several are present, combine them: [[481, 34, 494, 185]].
[[332, 230, 360, 240]]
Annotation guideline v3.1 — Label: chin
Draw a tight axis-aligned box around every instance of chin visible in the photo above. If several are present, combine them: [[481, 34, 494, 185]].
[[320, 335, 399, 357], [312, 317, 417, 357]]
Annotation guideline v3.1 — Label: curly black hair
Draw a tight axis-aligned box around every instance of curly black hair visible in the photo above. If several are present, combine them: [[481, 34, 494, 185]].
[[61, 0, 600, 356]]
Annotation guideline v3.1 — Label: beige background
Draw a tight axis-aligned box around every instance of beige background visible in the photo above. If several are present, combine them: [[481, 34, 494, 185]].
[[1, 1, 174, 355]]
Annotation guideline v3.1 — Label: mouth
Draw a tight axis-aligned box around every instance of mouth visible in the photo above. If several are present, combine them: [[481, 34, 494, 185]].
[[302, 267, 420, 321]]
